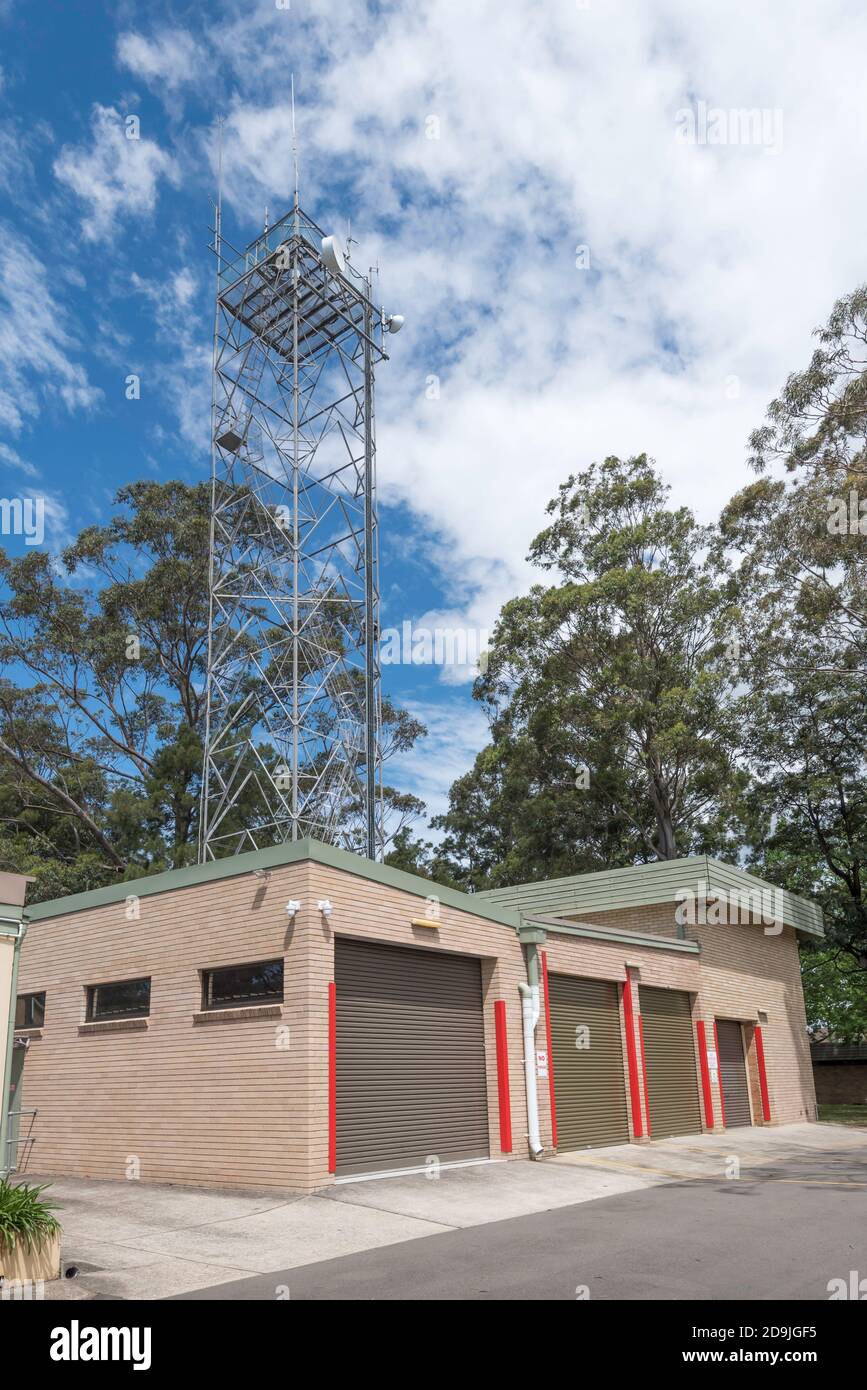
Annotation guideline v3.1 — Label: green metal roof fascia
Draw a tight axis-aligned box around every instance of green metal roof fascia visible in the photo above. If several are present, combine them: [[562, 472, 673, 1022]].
[[303, 838, 523, 933], [479, 857, 714, 911], [25, 838, 523, 935], [525, 914, 701, 955], [704, 859, 824, 937], [480, 855, 824, 939]]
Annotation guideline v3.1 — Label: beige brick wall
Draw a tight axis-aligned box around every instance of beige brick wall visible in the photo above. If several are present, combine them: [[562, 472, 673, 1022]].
[[16, 860, 529, 1193], [14, 863, 817, 1195], [16, 864, 310, 1191]]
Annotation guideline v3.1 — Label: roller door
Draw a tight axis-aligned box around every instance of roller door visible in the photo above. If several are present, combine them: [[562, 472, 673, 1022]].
[[716, 1019, 752, 1128], [548, 974, 630, 1150], [334, 937, 490, 1177], [639, 986, 702, 1138]]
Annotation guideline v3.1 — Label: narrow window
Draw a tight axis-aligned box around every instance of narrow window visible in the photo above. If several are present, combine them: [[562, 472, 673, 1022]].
[[86, 977, 151, 1021], [15, 992, 46, 1029], [201, 959, 283, 1011]]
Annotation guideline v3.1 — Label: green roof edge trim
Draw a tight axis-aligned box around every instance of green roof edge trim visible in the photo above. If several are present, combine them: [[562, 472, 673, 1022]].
[[478, 854, 824, 939], [25, 838, 524, 935], [525, 915, 701, 954]]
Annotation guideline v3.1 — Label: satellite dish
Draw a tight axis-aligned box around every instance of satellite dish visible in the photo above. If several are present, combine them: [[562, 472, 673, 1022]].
[[321, 235, 345, 276], [386, 314, 405, 334]]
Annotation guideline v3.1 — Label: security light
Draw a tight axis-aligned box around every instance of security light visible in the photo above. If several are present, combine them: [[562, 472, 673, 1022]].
[[285, 900, 302, 917], [317, 899, 333, 918]]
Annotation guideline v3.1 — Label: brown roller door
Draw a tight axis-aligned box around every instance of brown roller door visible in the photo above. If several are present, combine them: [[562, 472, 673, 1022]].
[[716, 1019, 752, 1128], [334, 937, 490, 1177], [639, 986, 702, 1138], [549, 974, 630, 1150]]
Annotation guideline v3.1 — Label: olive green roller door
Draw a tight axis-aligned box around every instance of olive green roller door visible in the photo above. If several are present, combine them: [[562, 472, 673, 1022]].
[[548, 974, 630, 1150], [716, 1019, 752, 1128], [639, 986, 702, 1138], [335, 937, 490, 1177]]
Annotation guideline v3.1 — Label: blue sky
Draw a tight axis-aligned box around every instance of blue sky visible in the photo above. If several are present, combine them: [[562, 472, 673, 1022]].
[[2, 0, 867, 826]]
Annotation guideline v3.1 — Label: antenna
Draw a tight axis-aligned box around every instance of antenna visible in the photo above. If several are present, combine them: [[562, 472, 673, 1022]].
[[291, 73, 299, 214], [215, 114, 224, 247]]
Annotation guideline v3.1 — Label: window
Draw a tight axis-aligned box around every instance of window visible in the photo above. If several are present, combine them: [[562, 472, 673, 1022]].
[[202, 959, 283, 1011], [86, 977, 150, 1021], [15, 992, 45, 1030]]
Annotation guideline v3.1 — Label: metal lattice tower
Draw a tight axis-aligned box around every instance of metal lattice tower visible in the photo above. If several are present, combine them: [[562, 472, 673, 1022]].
[[199, 197, 394, 861]]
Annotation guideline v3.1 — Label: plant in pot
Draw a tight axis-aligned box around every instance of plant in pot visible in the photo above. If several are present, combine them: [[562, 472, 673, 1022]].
[[0, 1179, 62, 1287]]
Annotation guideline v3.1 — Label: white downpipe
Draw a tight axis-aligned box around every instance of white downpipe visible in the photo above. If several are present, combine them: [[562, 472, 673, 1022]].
[[519, 982, 543, 1156]]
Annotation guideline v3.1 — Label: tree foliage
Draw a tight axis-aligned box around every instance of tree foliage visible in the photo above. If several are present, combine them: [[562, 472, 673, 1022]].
[[0, 481, 424, 898], [430, 455, 744, 887], [722, 285, 867, 973]]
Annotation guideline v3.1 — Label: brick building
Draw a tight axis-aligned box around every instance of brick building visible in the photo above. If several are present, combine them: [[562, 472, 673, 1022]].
[[8, 842, 820, 1192]]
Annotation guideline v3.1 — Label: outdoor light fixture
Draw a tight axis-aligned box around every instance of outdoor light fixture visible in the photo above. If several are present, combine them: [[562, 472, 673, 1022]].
[[317, 899, 333, 918], [252, 869, 271, 880], [285, 900, 302, 917]]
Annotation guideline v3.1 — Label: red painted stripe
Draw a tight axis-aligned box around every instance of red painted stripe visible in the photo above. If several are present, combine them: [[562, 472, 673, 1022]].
[[540, 950, 557, 1148], [696, 1020, 714, 1129], [621, 973, 643, 1139], [754, 1024, 772, 1122], [328, 981, 336, 1173], [638, 1015, 651, 1136], [494, 1000, 512, 1153], [713, 1020, 726, 1127]]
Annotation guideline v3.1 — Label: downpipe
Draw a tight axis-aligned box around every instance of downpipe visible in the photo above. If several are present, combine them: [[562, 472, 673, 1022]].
[[518, 981, 543, 1157]]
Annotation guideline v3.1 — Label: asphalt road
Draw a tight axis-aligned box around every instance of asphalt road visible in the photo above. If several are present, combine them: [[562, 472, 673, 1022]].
[[174, 1173, 867, 1301]]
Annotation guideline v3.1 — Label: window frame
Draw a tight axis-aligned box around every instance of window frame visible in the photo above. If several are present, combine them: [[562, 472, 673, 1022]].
[[200, 958, 284, 1012], [15, 991, 46, 1030], [85, 976, 151, 1022]]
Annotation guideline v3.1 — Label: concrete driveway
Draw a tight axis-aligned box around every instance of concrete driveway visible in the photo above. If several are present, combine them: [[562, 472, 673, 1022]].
[[25, 1122, 867, 1301]]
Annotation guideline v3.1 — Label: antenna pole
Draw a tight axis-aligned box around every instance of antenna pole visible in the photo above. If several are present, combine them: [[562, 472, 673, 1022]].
[[198, 113, 224, 860], [291, 73, 299, 230]]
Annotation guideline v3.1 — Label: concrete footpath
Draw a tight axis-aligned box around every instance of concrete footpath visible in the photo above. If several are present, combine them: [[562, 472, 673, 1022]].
[[24, 1122, 867, 1301]]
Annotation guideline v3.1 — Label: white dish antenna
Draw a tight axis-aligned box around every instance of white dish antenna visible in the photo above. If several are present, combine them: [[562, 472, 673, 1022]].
[[321, 235, 345, 276], [386, 314, 405, 334]]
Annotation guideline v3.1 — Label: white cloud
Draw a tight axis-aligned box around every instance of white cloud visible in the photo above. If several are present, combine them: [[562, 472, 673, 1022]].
[[177, 0, 867, 645], [98, 2, 867, 811], [0, 224, 101, 436], [40, 490, 73, 550], [387, 697, 490, 824], [0, 442, 39, 479], [53, 104, 177, 241], [171, 268, 196, 307], [116, 29, 204, 91], [128, 267, 211, 458]]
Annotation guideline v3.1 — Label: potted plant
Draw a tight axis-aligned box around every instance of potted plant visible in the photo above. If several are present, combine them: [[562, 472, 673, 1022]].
[[0, 1179, 62, 1286]]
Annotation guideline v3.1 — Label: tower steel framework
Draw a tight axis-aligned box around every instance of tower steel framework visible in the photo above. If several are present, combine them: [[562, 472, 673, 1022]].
[[199, 198, 391, 861]]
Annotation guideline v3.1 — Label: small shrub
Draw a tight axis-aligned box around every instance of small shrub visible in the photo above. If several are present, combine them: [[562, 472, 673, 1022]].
[[0, 1179, 61, 1253]]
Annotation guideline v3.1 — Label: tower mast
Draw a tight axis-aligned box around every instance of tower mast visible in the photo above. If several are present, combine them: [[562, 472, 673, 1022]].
[[199, 190, 396, 861]]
